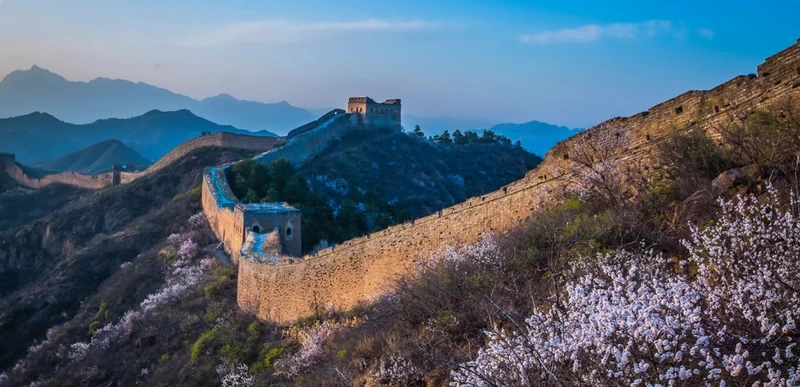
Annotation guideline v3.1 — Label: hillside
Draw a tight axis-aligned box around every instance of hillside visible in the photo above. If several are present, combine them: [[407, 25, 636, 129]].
[[0, 65, 315, 133], [3, 104, 799, 387], [300, 126, 541, 218], [36, 139, 152, 174], [0, 145, 261, 372], [0, 109, 275, 164]]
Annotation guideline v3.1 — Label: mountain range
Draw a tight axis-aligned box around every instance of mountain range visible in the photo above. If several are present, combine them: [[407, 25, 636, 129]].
[[35, 139, 152, 175], [0, 109, 274, 164], [401, 116, 578, 157], [0, 66, 579, 152], [0, 66, 315, 133]]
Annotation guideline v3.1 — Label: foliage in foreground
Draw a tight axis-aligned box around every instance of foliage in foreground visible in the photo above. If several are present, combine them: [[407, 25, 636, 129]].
[[452, 187, 800, 386]]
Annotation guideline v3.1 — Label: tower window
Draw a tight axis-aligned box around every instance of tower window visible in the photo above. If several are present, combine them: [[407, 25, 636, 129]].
[[286, 227, 292, 236], [252, 225, 260, 233]]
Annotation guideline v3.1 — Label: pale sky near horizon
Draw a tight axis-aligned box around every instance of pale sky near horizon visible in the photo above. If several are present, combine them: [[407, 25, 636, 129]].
[[0, 0, 798, 128]]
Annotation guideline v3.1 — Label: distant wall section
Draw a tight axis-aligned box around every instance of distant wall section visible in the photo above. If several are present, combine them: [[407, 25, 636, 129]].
[[1, 132, 277, 189]]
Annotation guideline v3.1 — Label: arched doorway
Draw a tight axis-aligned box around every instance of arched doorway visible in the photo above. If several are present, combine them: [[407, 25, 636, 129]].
[[252, 225, 260, 233]]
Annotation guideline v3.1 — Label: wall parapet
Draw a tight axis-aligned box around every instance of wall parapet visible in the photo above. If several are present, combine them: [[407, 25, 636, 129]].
[[233, 38, 800, 323]]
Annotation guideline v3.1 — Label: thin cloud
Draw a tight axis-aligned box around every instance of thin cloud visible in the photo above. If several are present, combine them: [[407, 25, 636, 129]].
[[697, 28, 715, 39], [177, 19, 436, 47], [521, 20, 682, 44]]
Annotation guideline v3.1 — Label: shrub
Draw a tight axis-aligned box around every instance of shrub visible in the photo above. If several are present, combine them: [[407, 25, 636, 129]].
[[260, 347, 284, 369], [191, 330, 215, 363], [659, 127, 731, 181], [719, 106, 800, 175]]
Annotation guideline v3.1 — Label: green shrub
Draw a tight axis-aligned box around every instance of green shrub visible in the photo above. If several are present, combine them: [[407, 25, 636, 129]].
[[88, 320, 102, 335], [190, 329, 215, 362], [186, 185, 202, 196]]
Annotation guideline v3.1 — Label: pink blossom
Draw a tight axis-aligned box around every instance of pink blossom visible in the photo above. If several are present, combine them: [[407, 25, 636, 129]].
[[188, 212, 206, 230]]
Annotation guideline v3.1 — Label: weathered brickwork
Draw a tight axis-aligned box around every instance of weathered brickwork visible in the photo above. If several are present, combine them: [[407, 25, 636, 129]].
[[230, 39, 800, 323]]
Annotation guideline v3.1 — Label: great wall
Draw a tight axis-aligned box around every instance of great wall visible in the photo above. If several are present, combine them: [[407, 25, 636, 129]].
[[231, 39, 800, 323], [3, 40, 800, 324], [0, 132, 278, 190]]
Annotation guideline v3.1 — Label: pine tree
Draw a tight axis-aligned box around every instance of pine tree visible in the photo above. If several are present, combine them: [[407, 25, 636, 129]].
[[439, 130, 453, 145], [412, 125, 425, 139], [453, 129, 467, 145]]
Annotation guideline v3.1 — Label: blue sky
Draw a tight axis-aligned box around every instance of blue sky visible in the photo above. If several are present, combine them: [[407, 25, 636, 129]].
[[0, 0, 798, 127]]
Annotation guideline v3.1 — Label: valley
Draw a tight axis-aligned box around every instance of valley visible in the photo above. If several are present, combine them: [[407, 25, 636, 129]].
[[0, 4, 798, 384]]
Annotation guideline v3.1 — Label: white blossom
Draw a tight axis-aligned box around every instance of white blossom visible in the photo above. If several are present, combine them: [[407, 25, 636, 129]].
[[216, 359, 255, 387], [452, 187, 800, 386], [275, 320, 357, 377]]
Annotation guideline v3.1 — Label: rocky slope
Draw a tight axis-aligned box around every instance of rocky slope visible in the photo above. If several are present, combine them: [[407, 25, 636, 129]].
[[0, 146, 260, 370]]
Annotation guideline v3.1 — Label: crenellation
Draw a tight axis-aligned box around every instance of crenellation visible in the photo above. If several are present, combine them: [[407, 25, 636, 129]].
[[347, 96, 402, 130]]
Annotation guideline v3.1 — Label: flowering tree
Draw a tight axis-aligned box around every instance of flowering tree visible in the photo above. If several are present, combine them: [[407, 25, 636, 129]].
[[274, 320, 356, 378], [64, 220, 211, 363], [216, 359, 255, 387], [371, 356, 423, 385], [566, 123, 634, 207], [451, 187, 800, 386], [188, 212, 207, 230]]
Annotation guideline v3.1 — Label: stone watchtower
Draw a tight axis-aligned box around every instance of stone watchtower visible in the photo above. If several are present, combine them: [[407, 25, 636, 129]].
[[347, 97, 402, 130], [112, 164, 123, 186], [235, 202, 302, 257]]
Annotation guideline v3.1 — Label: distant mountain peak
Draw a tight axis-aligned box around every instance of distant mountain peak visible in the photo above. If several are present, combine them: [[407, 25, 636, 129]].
[[5, 111, 64, 124], [0, 65, 316, 133], [0, 65, 67, 85], [212, 93, 237, 101], [142, 108, 196, 117]]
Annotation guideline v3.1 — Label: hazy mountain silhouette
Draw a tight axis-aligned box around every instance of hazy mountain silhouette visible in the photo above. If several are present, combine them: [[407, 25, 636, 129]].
[[401, 115, 579, 157], [486, 121, 581, 158], [0, 66, 315, 134], [36, 139, 152, 175], [0, 109, 275, 164]]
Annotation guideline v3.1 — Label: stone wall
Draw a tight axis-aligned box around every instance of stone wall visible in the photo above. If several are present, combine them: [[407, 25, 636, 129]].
[[233, 39, 800, 323], [253, 112, 358, 166], [1, 132, 277, 189]]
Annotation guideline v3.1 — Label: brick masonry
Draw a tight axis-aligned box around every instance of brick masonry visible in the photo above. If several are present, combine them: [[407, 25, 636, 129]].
[[230, 40, 800, 323]]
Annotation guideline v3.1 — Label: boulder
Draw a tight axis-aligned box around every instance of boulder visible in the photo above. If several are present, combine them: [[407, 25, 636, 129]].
[[711, 165, 761, 195]]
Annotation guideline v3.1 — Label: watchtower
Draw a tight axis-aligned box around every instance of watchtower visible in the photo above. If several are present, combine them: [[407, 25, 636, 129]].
[[347, 97, 402, 130], [112, 164, 123, 186], [236, 202, 302, 257]]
